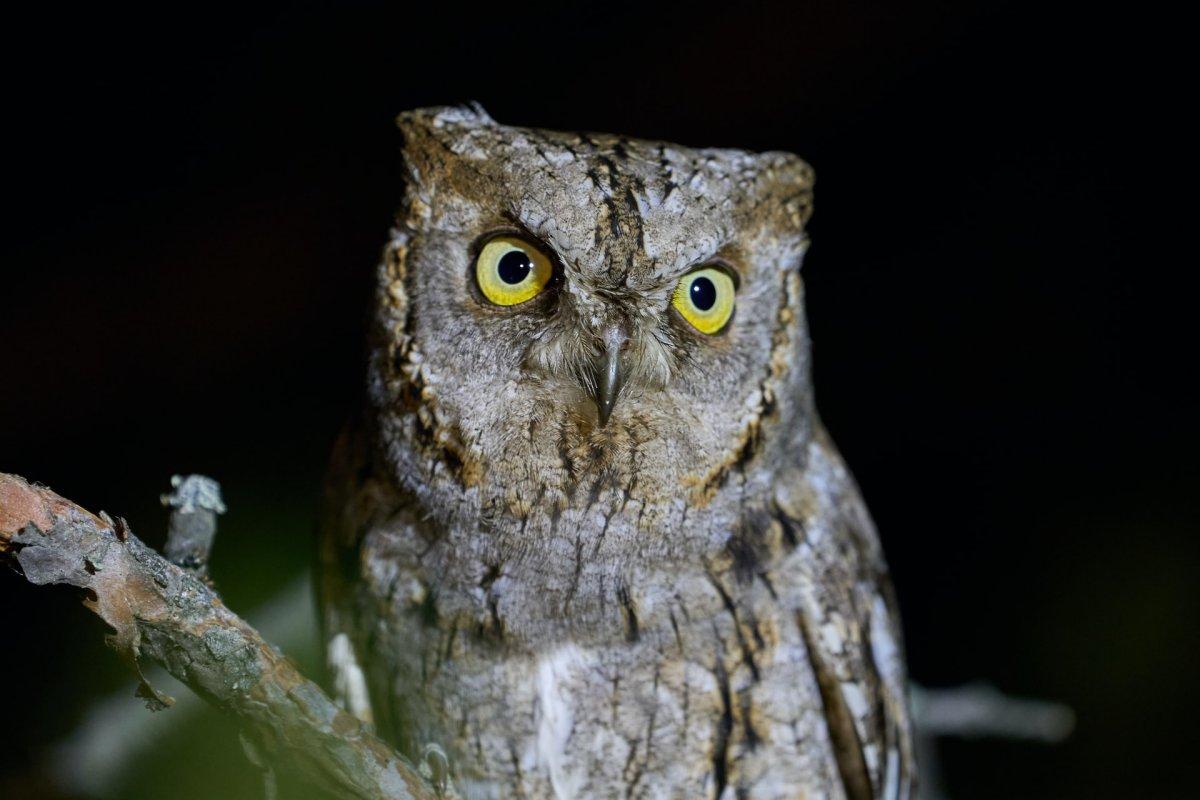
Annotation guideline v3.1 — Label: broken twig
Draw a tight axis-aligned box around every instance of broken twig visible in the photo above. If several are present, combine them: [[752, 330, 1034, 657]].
[[161, 473, 226, 578]]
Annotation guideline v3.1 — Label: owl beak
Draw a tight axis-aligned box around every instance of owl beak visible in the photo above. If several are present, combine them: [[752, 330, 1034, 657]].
[[592, 324, 628, 427]]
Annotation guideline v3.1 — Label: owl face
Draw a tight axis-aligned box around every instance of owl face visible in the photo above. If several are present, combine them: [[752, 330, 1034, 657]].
[[371, 106, 815, 527]]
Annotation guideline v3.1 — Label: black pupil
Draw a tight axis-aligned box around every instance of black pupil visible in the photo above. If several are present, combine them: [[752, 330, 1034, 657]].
[[690, 276, 717, 311], [498, 250, 533, 284]]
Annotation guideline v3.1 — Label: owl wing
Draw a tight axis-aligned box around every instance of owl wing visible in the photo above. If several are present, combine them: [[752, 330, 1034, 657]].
[[316, 418, 393, 732], [772, 426, 916, 800]]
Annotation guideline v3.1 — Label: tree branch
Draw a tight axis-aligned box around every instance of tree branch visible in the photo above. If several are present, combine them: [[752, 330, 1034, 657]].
[[0, 472, 436, 800], [912, 682, 1075, 742]]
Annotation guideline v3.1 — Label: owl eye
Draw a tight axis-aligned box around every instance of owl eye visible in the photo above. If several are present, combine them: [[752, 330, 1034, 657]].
[[475, 235, 554, 306], [671, 266, 736, 334]]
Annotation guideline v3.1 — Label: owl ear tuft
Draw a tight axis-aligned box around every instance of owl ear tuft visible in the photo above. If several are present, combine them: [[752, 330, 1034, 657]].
[[395, 104, 499, 178], [753, 151, 815, 231], [395, 104, 495, 138], [395, 105, 498, 198], [463, 100, 494, 122]]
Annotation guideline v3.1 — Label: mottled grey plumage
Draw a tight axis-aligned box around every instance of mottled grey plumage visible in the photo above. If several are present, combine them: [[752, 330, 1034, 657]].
[[319, 105, 915, 799]]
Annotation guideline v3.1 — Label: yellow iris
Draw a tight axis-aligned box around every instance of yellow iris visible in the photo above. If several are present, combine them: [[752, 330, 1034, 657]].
[[672, 267, 736, 334], [475, 235, 554, 306]]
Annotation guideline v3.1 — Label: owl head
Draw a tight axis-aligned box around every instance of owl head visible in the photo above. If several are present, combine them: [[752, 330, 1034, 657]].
[[369, 106, 815, 539]]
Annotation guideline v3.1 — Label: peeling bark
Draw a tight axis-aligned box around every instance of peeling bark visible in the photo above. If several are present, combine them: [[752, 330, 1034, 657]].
[[0, 473, 435, 800]]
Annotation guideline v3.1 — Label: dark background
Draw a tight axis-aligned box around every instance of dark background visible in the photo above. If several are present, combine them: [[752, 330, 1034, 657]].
[[2, 2, 1193, 798]]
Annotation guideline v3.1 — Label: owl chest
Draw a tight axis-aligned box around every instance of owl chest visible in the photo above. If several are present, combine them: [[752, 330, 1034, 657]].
[[360, 528, 844, 799]]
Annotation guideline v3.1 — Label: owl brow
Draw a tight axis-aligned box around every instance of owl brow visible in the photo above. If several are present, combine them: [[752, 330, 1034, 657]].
[[671, 254, 741, 287], [471, 218, 560, 259]]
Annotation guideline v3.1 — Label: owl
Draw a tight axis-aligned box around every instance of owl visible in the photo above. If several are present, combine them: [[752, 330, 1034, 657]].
[[318, 105, 915, 800]]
